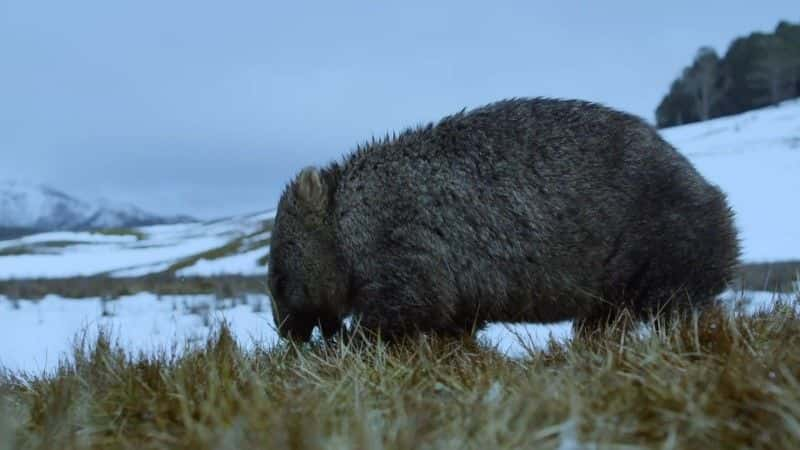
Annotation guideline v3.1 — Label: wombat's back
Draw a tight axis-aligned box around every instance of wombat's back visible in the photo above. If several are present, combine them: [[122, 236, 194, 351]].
[[333, 98, 738, 333]]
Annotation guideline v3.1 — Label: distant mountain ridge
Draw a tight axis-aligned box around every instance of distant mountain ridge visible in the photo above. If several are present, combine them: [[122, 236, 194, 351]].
[[0, 180, 194, 234]]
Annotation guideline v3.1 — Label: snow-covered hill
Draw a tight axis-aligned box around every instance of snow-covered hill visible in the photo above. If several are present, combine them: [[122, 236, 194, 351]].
[[0, 180, 193, 232], [0, 210, 274, 279], [660, 98, 800, 262]]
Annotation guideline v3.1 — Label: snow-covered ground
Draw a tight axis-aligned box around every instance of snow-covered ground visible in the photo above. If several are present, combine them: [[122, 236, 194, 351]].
[[176, 247, 269, 277], [0, 210, 273, 279], [0, 293, 279, 374], [0, 290, 791, 374], [661, 98, 800, 262]]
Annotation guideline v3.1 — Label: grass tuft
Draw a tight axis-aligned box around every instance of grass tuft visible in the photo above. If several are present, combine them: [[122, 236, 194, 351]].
[[164, 239, 246, 274], [2, 297, 800, 449]]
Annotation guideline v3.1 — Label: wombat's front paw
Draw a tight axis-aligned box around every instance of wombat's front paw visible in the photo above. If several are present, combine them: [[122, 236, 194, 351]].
[[319, 316, 345, 341], [326, 318, 384, 347]]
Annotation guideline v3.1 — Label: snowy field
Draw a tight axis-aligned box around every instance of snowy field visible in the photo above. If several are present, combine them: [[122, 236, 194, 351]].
[[0, 292, 569, 374], [0, 210, 273, 279], [0, 291, 790, 374], [661, 98, 800, 262]]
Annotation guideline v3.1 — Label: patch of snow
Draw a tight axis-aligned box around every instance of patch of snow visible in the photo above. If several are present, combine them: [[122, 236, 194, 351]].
[[556, 418, 595, 450], [0, 236, 229, 278], [0, 231, 138, 248], [1, 290, 790, 374], [176, 248, 269, 277], [242, 231, 271, 247], [0, 293, 278, 374], [663, 99, 800, 262], [0, 210, 273, 279], [481, 322, 572, 358], [723, 289, 797, 315], [111, 262, 176, 278]]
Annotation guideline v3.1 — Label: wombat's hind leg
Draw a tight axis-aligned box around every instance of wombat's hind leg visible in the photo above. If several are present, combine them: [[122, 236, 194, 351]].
[[572, 306, 637, 340], [635, 288, 722, 336]]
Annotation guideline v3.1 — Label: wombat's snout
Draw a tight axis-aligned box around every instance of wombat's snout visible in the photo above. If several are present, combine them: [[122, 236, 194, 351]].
[[277, 314, 315, 342], [319, 315, 345, 340], [277, 312, 344, 342]]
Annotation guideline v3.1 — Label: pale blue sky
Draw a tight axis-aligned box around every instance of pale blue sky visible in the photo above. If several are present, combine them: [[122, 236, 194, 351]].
[[1, 1, 797, 218]]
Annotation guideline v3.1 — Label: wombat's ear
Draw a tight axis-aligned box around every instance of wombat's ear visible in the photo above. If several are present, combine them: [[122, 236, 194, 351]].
[[295, 167, 329, 212]]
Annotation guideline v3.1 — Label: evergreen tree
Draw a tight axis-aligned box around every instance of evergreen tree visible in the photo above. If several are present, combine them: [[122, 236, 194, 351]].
[[656, 21, 800, 128]]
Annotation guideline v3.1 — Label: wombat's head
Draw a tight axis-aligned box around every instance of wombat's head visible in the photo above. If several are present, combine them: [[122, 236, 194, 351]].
[[268, 167, 348, 342]]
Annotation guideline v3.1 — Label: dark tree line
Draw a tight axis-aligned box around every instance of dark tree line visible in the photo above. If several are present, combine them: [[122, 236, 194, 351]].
[[656, 21, 800, 128]]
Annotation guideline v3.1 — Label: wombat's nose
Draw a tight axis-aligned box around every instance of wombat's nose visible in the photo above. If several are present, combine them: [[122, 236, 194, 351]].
[[320, 316, 344, 340], [278, 315, 315, 342]]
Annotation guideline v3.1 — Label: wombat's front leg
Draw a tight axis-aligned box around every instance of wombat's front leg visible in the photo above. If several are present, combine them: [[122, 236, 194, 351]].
[[351, 277, 466, 343]]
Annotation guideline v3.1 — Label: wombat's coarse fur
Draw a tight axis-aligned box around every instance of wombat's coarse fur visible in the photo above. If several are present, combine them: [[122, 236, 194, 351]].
[[267, 98, 739, 342]]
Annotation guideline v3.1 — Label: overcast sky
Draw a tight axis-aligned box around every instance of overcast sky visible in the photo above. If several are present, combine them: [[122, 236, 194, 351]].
[[1, 1, 796, 219]]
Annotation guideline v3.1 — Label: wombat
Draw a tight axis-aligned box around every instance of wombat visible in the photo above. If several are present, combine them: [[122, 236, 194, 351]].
[[267, 98, 739, 342]]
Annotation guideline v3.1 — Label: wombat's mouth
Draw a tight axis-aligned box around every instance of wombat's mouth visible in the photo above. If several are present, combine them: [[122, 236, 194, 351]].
[[279, 318, 314, 342], [278, 313, 344, 343], [319, 316, 346, 339]]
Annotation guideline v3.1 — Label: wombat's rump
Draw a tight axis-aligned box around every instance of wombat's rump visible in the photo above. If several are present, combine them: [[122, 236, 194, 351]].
[[267, 98, 739, 341]]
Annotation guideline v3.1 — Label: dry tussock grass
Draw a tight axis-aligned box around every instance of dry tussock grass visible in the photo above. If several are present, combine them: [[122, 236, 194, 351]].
[[2, 296, 800, 449]]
